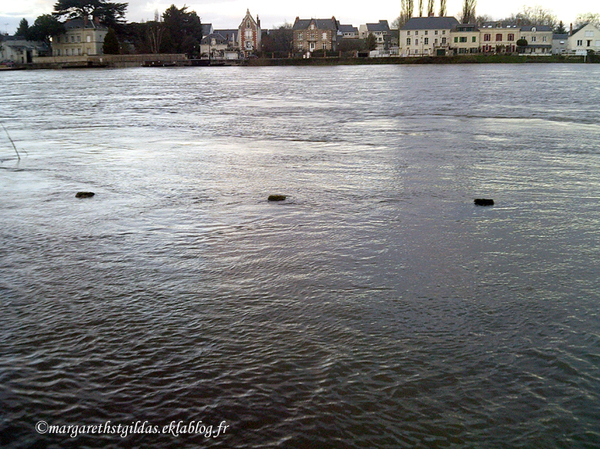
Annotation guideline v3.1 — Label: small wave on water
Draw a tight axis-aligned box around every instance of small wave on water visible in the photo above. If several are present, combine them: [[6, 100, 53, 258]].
[[1, 65, 600, 448]]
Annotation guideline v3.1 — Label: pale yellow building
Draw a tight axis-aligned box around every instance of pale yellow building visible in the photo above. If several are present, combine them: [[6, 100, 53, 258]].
[[52, 18, 108, 57]]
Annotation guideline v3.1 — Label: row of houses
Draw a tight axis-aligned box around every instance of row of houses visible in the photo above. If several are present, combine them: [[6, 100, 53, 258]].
[[400, 17, 600, 57], [2, 10, 600, 63]]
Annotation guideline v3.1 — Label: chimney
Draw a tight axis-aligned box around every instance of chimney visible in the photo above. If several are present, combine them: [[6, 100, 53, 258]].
[[257, 15, 260, 28], [569, 23, 573, 35]]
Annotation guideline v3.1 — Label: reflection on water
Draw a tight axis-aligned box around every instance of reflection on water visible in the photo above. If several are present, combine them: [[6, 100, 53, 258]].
[[1, 64, 600, 448]]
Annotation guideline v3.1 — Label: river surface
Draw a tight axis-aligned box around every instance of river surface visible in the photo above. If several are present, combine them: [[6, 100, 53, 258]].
[[1, 64, 600, 448]]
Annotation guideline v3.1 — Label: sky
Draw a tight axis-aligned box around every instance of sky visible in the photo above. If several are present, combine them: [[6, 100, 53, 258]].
[[0, 0, 597, 35]]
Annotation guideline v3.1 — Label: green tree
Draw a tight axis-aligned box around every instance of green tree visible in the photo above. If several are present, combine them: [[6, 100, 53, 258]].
[[261, 24, 293, 55], [161, 4, 202, 56], [555, 21, 567, 34], [53, 0, 128, 29], [103, 27, 120, 53], [366, 33, 377, 51], [16, 19, 30, 38], [28, 14, 66, 48], [516, 38, 528, 53]]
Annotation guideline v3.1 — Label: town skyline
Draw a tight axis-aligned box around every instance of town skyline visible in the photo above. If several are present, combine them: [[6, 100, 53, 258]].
[[1, 0, 597, 35]]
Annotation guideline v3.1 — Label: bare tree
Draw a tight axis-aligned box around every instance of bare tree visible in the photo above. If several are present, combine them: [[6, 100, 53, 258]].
[[439, 0, 447, 17], [502, 6, 557, 27], [575, 12, 600, 28], [418, 0, 424, 17], [427, 0, 435, 16], [461, 0, 476, 24]]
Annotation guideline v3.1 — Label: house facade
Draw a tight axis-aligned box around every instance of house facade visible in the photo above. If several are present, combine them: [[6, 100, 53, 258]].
[[338, 24, 359, 39], [0, 36, 48, 63], [519, 25, 553, 54], [51, 18, 108, 56], [292, 17, 340, 54], [567, 23, 600, 54], [359, 20, 391, 51], [552, 33, 569, 54], [450, 24, 479, 54], [238, 9, 261, 56], [400, 17, 459, 56], [478, 22, 520, 53]]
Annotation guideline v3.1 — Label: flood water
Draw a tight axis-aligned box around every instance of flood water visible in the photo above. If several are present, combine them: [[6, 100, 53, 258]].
[[1, 64, 600, 448]]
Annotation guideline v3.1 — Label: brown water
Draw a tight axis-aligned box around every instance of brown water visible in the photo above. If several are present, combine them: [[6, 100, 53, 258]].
[[1, 64, 600, 448]]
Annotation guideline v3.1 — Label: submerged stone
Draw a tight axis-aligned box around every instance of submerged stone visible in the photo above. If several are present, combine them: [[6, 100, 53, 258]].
[[474, 198, 494, 206], [76, 192, 95, 198], [268, 195, 286, 202]]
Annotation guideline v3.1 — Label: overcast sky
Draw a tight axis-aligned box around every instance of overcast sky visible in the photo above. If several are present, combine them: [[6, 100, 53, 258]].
[[1, 0, 597, 34]]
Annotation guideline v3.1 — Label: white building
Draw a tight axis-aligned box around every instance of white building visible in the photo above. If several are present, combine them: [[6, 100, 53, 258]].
[[567, 23, 600, 55], [400, 17, 459, 56]]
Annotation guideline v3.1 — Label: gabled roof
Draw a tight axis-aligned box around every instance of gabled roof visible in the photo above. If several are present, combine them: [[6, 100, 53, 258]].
[[214, 29, 238, 41], [480, 22, 520, 29], [453, 23, 479, 31], [339, 24, 358, 34], [365, 20, 390, 32], [402, 17, 459, 30], [571, 23, 600, 36], [64, 18, 108, 30], [200, 32, 228, 45], [293, 17, 339, 31], [520, 25, 553, 32]]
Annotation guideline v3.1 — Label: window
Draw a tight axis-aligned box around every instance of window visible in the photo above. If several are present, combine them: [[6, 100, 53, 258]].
[[424, 38, 428, 44], [435, 38, 438, 44], [585, 31, 593, 37], [322, 32, 327, 40], [442, 30, 446, 35], [531, 36, 536, 42], [484, 34, 491, 41], [322, 43, 327, 50], [245, 30, 252, 39], [415, 31, 419, 35], [407, 31, 411, 35], [508, 33, 514, 41], [542, 36, 547, 42], [435, 30, 438, 35], [588, 40, 592, 47], [425, 30, 428, 35], [406, 38, 411, 45], [71, 35, 75, 42], [454, 37, 458, 43], [415, 39, 418, 45], [460, 36, 467, 42], [87, 35, 91, 43], [472, 36, 476, 42], [496, 34, 502, 41], [577, 39, 583, 46], [441, 37, 446, 44], [596, 40, 600, 47], [298, 33, 303, 40], [246, 41, 252, 49]]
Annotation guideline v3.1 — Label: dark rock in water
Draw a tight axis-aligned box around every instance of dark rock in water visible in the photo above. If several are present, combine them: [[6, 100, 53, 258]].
[[474, 198, 494, 206], [268, 195, 286, 202], [76, 192, 95, 198]]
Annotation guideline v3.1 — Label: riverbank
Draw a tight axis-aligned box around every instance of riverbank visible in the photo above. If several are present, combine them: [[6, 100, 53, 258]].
[[12, 53, 592, 70], [246, 54, 590, 66]]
